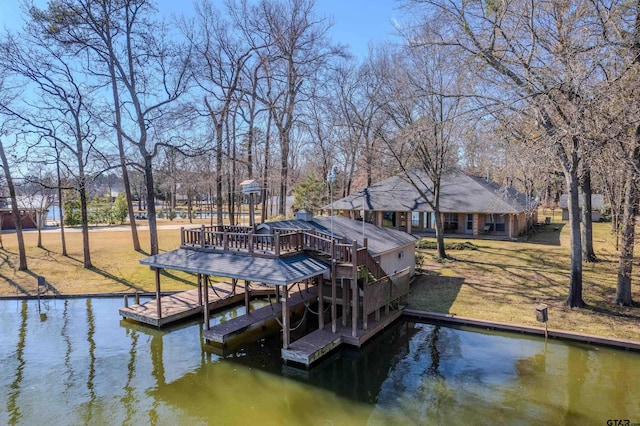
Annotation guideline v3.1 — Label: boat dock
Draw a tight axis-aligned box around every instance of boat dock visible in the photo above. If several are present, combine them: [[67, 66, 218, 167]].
[[203, 288, 318, 344], [119, 282, 269, 327], [281, 310, 403, 367]]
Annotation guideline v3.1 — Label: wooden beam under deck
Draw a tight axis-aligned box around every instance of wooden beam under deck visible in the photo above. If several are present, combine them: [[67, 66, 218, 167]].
[[202, 288, 318, 345]]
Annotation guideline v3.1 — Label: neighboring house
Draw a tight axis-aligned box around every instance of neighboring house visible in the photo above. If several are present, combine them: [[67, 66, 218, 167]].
[[329, 169, 537, 239], [559, 194, 605, 222], [258, 210, 419, 277], [0, 209, 38, 230]]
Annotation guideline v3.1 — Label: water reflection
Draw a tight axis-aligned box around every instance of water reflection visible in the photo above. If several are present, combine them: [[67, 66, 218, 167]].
[[1, 298, 640, 425], [7, 300, 27, 425]]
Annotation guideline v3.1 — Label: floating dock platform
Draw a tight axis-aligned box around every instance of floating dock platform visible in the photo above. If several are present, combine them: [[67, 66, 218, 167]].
[[119, 282, 269, 327]]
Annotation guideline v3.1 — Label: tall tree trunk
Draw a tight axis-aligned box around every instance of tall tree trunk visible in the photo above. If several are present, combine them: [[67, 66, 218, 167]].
[[55, 145, 67, 256], [261, 111, 272, 224], [614, 132, 640, 306], [279, 132, 289, 217], [0, 140, 27, 270], [580, 167, 597, 262], [566, 168, 585, 308], [144, 156, 159, 255], [78, 174, 92, 269], [108, 62, 140, 251]]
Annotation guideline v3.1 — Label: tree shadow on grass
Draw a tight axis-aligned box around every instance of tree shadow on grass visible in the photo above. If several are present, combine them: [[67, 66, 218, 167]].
[[526, 223, 566, 246], [88, 266, 146, 292], [0, 272, 31, 296], [406, 270, 465, 313], [160, 269, 196, 287]]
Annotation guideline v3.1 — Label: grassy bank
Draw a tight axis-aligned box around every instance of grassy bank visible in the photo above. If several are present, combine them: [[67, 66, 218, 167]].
[[2, 218, 639, 343], [407, 220, 640, 342], [0, 221, 204, 296]]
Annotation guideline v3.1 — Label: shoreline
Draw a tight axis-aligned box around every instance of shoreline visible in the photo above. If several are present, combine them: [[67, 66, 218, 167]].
[[3, 291, 639, 352]]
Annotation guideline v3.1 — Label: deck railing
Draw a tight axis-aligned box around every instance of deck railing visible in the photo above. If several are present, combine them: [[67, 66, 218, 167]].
[[179, 226, 388, 279]]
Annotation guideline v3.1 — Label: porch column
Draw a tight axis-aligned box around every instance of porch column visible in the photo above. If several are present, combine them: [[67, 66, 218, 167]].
[[317, 275, 324, 330], [197, 273, 202, 305], [407, 212, 412, 234], [244, 280, 251, 313], [282, 284, 290, 349], [509, 215, 513, 239], [352, 241, 358, 337], [203, 275, 210, 330], [363, 271, 368, 331], [342, 278, 348, 327], [331, 241, 337, 333]]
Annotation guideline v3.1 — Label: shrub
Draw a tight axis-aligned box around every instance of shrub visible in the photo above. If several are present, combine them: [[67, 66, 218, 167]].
[[416, 240, 478, 251]]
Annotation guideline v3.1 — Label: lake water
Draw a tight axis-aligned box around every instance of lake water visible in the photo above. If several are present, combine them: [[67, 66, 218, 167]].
[[1, 298, 639, 425]]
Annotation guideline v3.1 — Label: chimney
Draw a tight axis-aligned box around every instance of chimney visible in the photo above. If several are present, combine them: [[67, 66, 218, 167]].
[[295, 209, 314, 221]]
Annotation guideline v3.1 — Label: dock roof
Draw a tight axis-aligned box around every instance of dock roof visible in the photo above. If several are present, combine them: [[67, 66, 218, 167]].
[[140, 249, 329, 286]]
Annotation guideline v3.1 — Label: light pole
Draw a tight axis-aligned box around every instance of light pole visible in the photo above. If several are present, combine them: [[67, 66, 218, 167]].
[[327, 165, 338, 239]]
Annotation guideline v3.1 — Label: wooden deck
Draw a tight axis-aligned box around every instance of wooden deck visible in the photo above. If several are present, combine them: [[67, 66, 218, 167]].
[[202, 288, 318, 344], [281, 309, 404, 367], [119, 282, 270, 327]]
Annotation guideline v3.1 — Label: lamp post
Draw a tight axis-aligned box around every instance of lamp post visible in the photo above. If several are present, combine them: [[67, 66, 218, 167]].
[[357, 191, 366, 244], [327, 165, 338, 239]]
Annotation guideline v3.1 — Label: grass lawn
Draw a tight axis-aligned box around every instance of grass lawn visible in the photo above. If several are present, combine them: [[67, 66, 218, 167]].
[[408, 220, 640, 342], [2, 216, 640, 343], [0, 219, 215, 296]]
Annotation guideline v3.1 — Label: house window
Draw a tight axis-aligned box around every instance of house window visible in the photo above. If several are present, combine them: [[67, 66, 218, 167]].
[[412, 212, 420, 228], [383, 211, 396, 227], [444, 213, 458, 231]]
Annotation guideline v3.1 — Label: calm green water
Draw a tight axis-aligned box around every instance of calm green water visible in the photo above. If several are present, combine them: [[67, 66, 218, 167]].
[[1, 298, 639, 425]]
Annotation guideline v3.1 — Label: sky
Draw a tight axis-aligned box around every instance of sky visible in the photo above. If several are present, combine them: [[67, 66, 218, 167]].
[[0, 0, 402, 59]]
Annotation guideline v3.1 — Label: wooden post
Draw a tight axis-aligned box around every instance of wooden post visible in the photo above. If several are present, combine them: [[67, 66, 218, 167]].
[[331, 241, 337, 333], [155, 268, 162, 321], [244, 280, 251, 314], [342, 278, 348, 327], [203, 275, 210, 330], [275, 231, 280, 256], [363, 272, 368, 331], [223, 232, 228, 250], [305, 278, 308, 292], [197, 274, 202, 305], [248, 232, 254, 253], [318, 275, 324, 330], [124, 294, 129, 308], [282, 284, 290, 349], [135, 291, 140, 305], [352, 240, 358, 338], [200, 224, 205, 248], [180, 227, 184, 246]]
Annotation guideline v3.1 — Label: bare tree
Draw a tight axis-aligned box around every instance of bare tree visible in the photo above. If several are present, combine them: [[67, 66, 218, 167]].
[[0, 138, 27, 271], [238, 0, 343, 215], [374, 28, 465, 260], [402, 0, 624, 306], [1, 31, 99, 268]]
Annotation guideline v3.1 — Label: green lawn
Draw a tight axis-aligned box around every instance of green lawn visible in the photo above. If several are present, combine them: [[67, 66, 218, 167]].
[[2, 217, 639, 342], [407, 220, 640, 341]]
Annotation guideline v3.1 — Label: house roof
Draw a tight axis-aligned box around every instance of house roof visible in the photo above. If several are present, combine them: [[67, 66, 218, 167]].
[[329, 169, 534, 215], [140, 249, 329, 286], [559, 194, 605, 210], [259, 215, 418, 255]]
